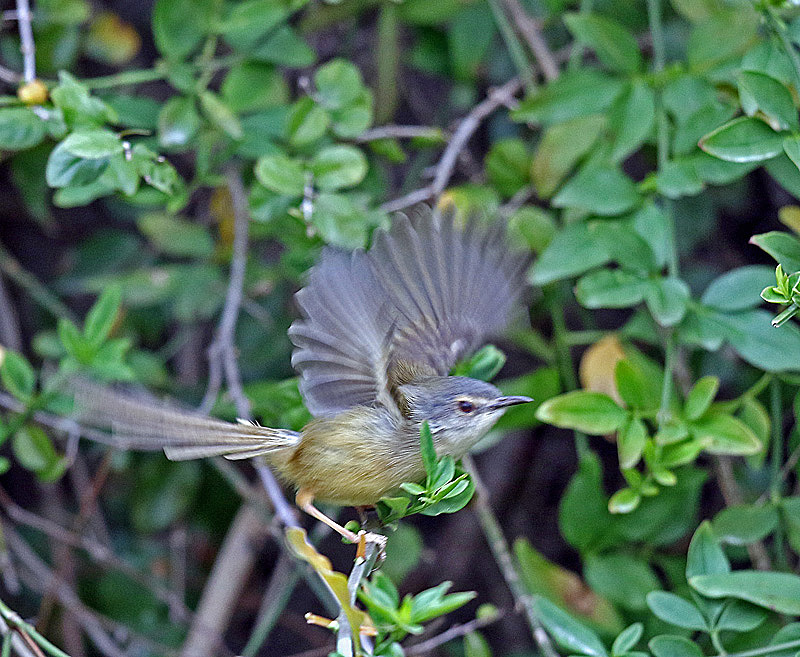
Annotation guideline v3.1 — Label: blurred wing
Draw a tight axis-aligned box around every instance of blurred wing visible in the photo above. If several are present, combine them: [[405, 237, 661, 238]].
[[288, 248, 397, 417], [371, 205, 529, 375], [71, 380, 300, 461], [288, 205, 529, 417]]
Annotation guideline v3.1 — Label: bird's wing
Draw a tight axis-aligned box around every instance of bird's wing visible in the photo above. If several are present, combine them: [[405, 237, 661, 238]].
[[288, 204, 529, 418]]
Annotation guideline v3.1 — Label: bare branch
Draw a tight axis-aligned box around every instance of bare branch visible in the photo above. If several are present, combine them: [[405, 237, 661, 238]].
[[503, 0, 560, 81], [15, 0, 35, 82], [406, 611, 504, 655], [463, 456, 558, 657], [431, 78, 523, 198]]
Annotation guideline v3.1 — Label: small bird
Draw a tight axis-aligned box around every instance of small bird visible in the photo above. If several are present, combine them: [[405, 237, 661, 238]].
[[74, 205, 531, 537]]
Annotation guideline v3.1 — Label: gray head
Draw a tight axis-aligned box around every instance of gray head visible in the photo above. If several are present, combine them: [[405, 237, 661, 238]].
[[398, 376, 532, 457]]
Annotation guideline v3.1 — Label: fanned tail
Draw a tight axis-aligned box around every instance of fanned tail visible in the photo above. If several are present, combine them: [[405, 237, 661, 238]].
[[70, 380, 300, 462]]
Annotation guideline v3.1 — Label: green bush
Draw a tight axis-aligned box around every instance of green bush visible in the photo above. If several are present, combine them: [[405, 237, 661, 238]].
[[5, 0, 800, 656]]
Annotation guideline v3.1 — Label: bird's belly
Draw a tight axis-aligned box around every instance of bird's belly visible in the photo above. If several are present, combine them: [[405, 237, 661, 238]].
[[281, 412, 424, 506]]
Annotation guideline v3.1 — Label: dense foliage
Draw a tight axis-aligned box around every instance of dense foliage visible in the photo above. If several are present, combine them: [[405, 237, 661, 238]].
[[6, 0, 800, 656]]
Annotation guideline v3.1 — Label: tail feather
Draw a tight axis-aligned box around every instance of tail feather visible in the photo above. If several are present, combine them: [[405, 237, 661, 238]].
[[70, 379, 301, 461]]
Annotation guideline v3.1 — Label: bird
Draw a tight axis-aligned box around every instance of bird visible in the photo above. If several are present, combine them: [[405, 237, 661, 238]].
[[73, 204, 532, 539]]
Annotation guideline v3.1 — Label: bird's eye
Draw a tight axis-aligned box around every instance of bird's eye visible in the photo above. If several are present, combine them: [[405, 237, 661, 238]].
[[457, 400, 475, 413]]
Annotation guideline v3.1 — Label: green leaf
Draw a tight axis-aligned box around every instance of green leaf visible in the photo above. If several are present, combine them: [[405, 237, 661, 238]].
[[533, 597, 608, 657], [563, 12, 642, 73], [575, 270, 648, 309], [684, 376, 718, 421], [783, 135, 800, 173], [608, 487, 641, 514], [221, 62, 288, 114], [644, 277, 689, 327], [61, 129, 122, 159], [687, 7, 759, 71], [701, 265, 776, 311], [46, 141, 109, 188], [612, 623, 643, 657], [699, 117, 785, 163], [536, 391, 627, 435], [0, 351, 36, 403], [618, 416, 647, 469], [512, 69, 625, 126], [254, 153, 305, 196], [314, 59, 364, 110], [712, 504, 778, 546], [287, 97, 330, 147], [714, 600, 767, 632], [737, 70, 798, 131], [453, 344, 506, 382], [158, 96, 200, 149], [507, 207, 556, 255], [249, 25, 315, 67], [553, 165, 640, 216], [692, 413, 762, 455], [464, 632, 491, 657], [220, 0, 288, 52], [330, 91, 373, 138], [12, 425, 59, 474], [559, 453, 611, 552], [686, 521, 730, 580], [199, 91, 243, 140], [615, 360, 659, 412], [310, 145, 367, 191], [420, 421, 436, 484], [646, 592, 707, 630], [410, 581, 476, 623], [649, 635, 703, 657], [152, 0, 212, 59], [585, 552, 658, 610], [84, 285, 121, 347], [656, 159, 703, 199], [750, 231, 800, 272], [691, 570, 800, 615], [529, 221, 610, 284], [137, 214, 214, 258], [715, 309, 800, 372], [311, 192, 379, 249], [608, 81, 655, 163], [485, 138, 529, 198], [531, 115, 605, 198], [0, 108, 46, 150]]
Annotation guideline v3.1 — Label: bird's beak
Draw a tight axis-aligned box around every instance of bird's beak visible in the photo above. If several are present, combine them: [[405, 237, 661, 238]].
[[488, 395, 533, 410]]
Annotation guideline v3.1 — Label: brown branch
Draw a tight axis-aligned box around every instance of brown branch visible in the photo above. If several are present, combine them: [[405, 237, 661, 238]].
[[406, 611, 504, 655], [4, 522, 178, 657], [14, 0, 35, 82], [462, 456, 558, 657], [503, 0, 560, 81]]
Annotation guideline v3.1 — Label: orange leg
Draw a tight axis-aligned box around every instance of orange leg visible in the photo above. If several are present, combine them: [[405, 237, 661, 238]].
[[296, 488, 360, 543]]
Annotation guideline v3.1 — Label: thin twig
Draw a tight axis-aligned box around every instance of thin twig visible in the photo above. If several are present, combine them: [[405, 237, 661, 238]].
[[503, 0, 560, 81], [14, 0, 35, 82], [406, 611, 504, 655], [0, 276, 21, 352], [380, 78, 523, 213], [0, 487, 194, 621], [379, 186, 434, 213], [462, 456, 558, 657], [430, 78, 523, 199], [0, 245, 77, 322], [179, 505, 268, 657], [4, 523, 178, 657]]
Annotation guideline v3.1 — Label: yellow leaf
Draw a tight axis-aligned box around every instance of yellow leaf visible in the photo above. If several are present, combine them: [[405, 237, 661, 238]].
[[779, 206, 800, 236], [579, 334, 625, 405], [286, 527, 369, 652]]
